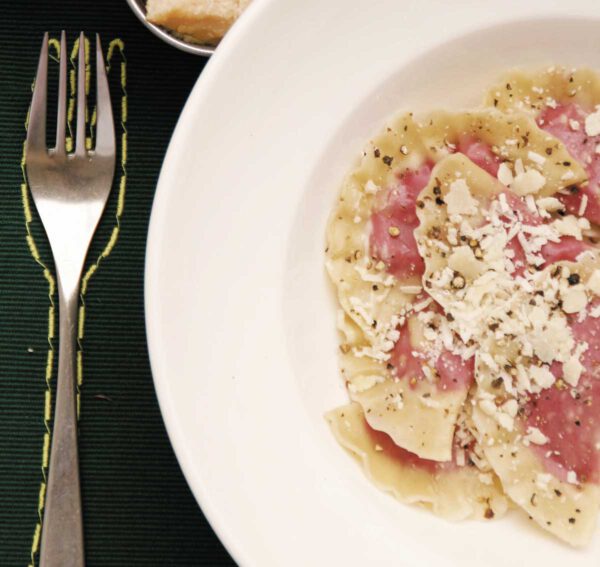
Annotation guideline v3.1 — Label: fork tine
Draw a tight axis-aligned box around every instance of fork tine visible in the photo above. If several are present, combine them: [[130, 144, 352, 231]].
[[55, 31, 67, 154], [26, 32, 48, 154], [75, 32, 87, 156], [94, 34, 115, 156]]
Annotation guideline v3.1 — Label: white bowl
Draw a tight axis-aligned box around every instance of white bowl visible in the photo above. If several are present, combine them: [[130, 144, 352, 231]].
[[145, 0, 600, 564]]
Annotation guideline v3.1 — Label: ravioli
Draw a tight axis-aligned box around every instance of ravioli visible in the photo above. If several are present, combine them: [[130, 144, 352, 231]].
[[414, 155, 599, 544], [417, 109, 587, 195], [326, 403, 509, 521], [485, 67, 600, 223], [343, 299, 474, 461], [326, 70, 600, 545], [471, 262, 600, 546], [414, 154, 595, 316]]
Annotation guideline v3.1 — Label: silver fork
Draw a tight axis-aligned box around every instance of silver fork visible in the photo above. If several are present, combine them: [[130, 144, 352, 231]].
[[25, 31, 116, 567]]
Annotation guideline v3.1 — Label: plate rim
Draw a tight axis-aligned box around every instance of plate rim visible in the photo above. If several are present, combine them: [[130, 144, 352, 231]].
[[144, 1, 600, 565], [144, 2, 270, 563]]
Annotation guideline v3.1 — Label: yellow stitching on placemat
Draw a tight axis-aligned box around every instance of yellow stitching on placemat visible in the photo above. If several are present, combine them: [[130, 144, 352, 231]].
[[23, 34, 60, 566], [78, 39, 128, 401], [24, 36, 127, 567], [48, 38, 60, 64]]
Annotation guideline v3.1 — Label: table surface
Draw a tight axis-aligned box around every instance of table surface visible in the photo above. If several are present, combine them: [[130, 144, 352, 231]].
[[0, 1, 235, 564]]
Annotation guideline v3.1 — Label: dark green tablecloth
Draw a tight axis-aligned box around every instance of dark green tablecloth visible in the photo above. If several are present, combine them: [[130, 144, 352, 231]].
[[0, 1, 235, 564]]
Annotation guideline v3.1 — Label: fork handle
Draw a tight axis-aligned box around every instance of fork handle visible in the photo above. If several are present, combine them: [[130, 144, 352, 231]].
[[40, 282, 84, 567]]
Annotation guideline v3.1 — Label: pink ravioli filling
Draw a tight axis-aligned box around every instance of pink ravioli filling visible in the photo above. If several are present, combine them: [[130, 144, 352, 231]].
[[524, 300, 600, 484], [370, 163, 432, 279], [538, 103, 600, 224], [456, 135, 502, 176], [507, 232, 589, 276], [389, 303, 474, 393], [539, 237, 590, 265], [369, 136, 501, 280]]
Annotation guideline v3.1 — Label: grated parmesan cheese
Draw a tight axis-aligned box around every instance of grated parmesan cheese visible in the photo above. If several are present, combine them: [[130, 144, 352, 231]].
[[552, 215, 585, 240], [348, 374, 385, 393], [536, 473, 553, 490], [527, 150, 546, 165], [399, 285, 422, 295], [364, 179, 379, 194], [567, 470, 579, 485], [578, 195, 588, 217], [585, 107, 600, 136], [497, 162, 514, 186], [511, 169, 546, 195], [530, 365, 556, 389], [524, 426, 550, 446], [563, 342, 588, 387], [445, 179, 479, 216], [536, 197, 563, 213], [561, 284, 588, 314]]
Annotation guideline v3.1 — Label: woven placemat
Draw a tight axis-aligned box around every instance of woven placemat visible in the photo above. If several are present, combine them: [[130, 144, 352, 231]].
[[0, 1, 234, 564]]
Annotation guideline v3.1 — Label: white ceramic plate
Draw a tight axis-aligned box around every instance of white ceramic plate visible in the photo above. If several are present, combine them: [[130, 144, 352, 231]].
[[145, 1, 600, 564]]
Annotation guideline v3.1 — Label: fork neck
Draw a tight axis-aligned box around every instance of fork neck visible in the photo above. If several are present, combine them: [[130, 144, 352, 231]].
[[57, 268, 82, 310]]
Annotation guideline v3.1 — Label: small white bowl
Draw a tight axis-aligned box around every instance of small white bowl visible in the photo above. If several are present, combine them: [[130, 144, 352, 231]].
[[126, 0, 215, 57]]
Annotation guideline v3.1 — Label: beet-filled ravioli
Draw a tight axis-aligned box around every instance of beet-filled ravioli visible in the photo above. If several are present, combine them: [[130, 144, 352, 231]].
[[471, 261, 600, 546], [325, 73, 600, 545], [414, 154, 600, 545], [485, 67, 600, 224], [326, 403, 509, 521]]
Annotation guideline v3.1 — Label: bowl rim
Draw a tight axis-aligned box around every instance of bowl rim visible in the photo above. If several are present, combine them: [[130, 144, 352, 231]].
[[143, 0, 600, 564], [125, 0, 215, 57]]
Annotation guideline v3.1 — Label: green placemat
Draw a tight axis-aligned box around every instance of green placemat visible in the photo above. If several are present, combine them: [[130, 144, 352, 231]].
[[0, 1, 235, 565]]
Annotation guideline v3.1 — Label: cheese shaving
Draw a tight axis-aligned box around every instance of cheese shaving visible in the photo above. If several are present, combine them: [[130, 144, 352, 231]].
[[584, 107, 600, 136], [445, 179, 479, 216]]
